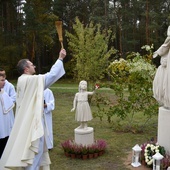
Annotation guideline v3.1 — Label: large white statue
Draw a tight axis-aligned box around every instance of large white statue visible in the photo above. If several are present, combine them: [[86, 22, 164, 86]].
[[153, 56, 167, 106], [153, 26, 170, 109], [71, 80, 98, 129]]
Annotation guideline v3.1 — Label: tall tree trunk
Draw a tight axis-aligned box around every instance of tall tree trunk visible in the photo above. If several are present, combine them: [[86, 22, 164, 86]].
[[31, 32, 35, 62], [145, 0, 149, 45], [104, 0, 107, 32]]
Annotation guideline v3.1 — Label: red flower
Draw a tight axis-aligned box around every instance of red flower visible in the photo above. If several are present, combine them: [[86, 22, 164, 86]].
[[95, 84, 100, 89]]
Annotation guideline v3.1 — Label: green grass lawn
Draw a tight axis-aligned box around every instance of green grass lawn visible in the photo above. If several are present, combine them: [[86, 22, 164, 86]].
[[47, 80, 158, 170]]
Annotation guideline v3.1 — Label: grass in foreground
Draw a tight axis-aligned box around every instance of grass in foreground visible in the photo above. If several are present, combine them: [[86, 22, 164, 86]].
[[48, 80, 157, 170]]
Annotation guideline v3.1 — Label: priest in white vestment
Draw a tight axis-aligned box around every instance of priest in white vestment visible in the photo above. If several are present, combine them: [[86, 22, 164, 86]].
[[0, 49, 66, 170], [43, 88, 55, 150]]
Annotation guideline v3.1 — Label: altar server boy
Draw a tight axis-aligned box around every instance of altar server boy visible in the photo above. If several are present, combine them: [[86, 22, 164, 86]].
[[0, 74, 14, 158]]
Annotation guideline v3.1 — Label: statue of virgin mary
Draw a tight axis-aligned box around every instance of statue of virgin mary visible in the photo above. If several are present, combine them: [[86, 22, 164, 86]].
[[153, 26, 170, 109]]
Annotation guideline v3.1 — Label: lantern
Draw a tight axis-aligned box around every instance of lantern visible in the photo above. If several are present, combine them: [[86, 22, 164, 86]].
[[152, 152, 164, 170], [131, 144, 142, 167]]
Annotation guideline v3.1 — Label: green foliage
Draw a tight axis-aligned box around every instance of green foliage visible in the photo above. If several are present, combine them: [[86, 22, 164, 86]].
[[50, 82, 158, 169], [0, 38, 22, 77], [23, 0, 58, 47], [93, 46, 159, 132], [66, 17, 117, 83]]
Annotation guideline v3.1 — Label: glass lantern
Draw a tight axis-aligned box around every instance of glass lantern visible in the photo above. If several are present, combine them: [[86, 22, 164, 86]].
[[152, 152, 164, 170], [131, 144, 142, 167]]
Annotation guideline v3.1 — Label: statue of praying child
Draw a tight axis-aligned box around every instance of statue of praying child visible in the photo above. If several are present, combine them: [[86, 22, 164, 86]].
[[71, 80, 98, 129]]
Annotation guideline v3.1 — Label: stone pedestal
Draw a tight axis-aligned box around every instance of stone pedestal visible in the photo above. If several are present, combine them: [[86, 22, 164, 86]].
[[74, 127, 94, 146], [158, 107, 170, 154]]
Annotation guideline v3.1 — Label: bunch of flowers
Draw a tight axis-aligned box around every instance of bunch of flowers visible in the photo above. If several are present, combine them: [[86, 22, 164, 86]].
[[61, 139, 107, 159], [87, 144, 96, 154], [73, 144, 83, 155], [141, 142, 166, 167], [108, 58, 130, 77], [61, 139, 73, 153], [95, 84, 100, 89], [141, 44, 154, 52], [141, 44, 154, 60], [144, 143, 158, 166], [81, 145, 88, 155], [128, 56, 156, 79], [96, 139, 107, 152], [130, 58, 155, 74]]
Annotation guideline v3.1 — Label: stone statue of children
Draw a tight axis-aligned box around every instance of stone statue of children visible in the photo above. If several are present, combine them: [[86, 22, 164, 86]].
[[71, 80, 98, 129], [153, 26, 170, 109]]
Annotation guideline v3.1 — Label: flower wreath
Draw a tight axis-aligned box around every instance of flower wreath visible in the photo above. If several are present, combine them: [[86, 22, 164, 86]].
[[144, 143, 165, 166]]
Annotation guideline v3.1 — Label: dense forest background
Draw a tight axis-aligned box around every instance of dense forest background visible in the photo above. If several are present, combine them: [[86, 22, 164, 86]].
[[0, 0, 170, 79]]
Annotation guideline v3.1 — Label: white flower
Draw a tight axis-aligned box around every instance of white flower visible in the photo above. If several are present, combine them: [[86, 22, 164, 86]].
[[155, 146, 159, 149], [136, 52, 140, 57], [151, 146, 155, 151], [119, 58, 125, 62], [147, 159, 153, 165], [144, 153, 148, 157], [141, 44, 154, 51], [155, 149, 159, 153], [146, 45, 150, 51], [145, 158, 149, 163], [143, 142, 165, 167]]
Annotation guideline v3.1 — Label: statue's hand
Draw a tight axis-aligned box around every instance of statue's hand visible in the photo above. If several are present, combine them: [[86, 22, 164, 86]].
[[71, 108, 75, 112], [153, 52, 158, 58]]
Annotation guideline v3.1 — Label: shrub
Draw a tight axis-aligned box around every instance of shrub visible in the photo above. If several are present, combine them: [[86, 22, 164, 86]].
[[61, 139, 107, 159], [93, 46, 158, 132]]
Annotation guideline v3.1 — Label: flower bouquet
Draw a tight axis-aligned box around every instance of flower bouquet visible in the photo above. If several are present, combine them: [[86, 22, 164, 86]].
[[61, 139, 107, 160], [141, 142, 166, 168], [96, 139, 107, 153], [61, 139, 72, 157]]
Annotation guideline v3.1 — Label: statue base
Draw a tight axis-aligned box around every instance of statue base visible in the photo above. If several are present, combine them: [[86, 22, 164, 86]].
[[158, 107, 170, 154], [74, 127, 94, 146]]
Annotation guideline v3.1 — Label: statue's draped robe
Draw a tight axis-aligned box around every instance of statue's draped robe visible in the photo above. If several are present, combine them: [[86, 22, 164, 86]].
[[153, 58, 167, 105], [153, 36, 170, 108]]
